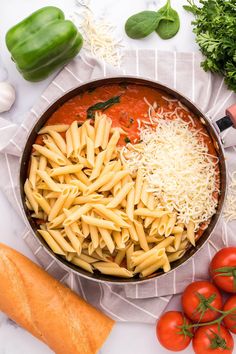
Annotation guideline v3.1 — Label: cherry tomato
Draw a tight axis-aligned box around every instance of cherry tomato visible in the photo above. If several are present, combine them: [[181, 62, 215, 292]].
[[192, 324, 233, 354], [182, 281, 223, 323], [223, 295, 236, 334], [210, 247, 236, 293], [156, 311, 193, 351]]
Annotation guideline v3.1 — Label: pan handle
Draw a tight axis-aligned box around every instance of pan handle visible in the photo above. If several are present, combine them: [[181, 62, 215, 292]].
[[215, 104, 236, 132]]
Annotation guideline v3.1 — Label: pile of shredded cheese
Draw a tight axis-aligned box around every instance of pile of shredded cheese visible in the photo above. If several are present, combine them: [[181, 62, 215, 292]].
[[224, 172, 236, 222], [121, 117, 219, 228], [73, 0, 123, 67]]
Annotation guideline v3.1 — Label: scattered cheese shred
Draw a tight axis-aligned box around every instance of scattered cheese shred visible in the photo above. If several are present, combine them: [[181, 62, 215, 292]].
[[224, 172, 236, 222], [121, 117, 219, 228], [73, 0, 123, 67]]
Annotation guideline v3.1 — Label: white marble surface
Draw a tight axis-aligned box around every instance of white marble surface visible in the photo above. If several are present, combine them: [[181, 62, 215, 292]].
[[0, 1, 233, 354]]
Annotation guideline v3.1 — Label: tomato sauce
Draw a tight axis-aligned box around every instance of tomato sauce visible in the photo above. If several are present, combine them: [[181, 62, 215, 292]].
[[36, 83, 220, 239], [37, 84, 217, 152]]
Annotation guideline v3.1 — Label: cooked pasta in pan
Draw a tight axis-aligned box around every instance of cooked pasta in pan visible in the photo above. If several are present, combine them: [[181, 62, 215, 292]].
[[24, 83, 220, 278]]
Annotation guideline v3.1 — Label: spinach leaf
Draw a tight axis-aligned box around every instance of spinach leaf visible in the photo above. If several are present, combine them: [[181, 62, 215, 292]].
[[125, 11, 170, 39], [87, 96, 120, 119], [156, 0, 180, 39]]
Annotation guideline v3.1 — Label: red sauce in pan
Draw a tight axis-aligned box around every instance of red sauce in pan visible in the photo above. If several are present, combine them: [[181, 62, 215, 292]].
[[36, 83, 220, 240]]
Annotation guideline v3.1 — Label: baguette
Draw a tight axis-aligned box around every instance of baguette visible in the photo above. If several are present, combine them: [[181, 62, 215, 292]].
[[0, 243, 114, 354]]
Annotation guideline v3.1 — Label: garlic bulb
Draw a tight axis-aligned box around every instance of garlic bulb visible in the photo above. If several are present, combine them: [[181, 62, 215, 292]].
[[0, 81, 15, 113]]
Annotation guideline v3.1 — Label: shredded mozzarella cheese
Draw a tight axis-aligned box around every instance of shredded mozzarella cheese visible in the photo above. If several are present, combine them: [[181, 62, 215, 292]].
[[73, 0, 123, 67], [121, 117, 219, 228]]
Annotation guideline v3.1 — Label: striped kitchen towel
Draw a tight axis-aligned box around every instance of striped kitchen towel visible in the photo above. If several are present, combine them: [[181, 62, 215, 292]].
[[0, 49, 236, 324]]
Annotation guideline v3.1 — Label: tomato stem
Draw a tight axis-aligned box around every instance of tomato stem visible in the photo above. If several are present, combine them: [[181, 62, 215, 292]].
[[177, 307, 236, 335], [213, 266, 236, 291], [182, 306, 236, 330]]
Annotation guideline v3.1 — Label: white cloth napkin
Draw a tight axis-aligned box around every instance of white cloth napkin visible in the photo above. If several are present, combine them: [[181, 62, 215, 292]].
[[0, 49, 236, 324]]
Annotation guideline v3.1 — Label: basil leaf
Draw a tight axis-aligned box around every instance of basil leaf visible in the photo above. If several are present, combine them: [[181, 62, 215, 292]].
[[87, 96, 120, 119], [125, 11, 164, 39], [156, 0, 180, 39]]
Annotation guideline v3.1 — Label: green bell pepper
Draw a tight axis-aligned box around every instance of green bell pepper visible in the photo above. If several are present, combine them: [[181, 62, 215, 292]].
[[5, 6, 83, 82]]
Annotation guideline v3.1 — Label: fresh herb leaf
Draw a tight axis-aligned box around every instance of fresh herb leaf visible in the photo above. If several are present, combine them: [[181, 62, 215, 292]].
[[125, 11, 164, 39], [125, 10, 175, 40], [156, 0, 180, 39], [183, 0, 236, 92], [124, 137, 131, 143], [87, 96, 120, 119]]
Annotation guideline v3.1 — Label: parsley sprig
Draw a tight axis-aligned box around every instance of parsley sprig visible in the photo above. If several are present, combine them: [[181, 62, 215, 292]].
[[184, 0, 236, 91]]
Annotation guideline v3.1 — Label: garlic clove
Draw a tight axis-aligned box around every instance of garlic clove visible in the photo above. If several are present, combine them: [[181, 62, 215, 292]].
[[0, 81, 16, 113]]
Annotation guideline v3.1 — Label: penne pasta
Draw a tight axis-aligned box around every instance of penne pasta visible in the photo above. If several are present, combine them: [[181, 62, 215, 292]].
[[114, 249, 126, 265], [101, 117, 112, 150], [134, 220, 149, 252], [25, 114, 202, 279], [107, 182, 134, 209], [187, 220, 195, 246], [134, 208, 168, 218], [48, 188, 70, 221], [33, 144, 65, 165], [165, 214, 177, 237], [70, 256, 93, 273], [29, 156, 38, 189], [37, 170, 62, 192], [134, 249, 165, 274], [64, 226, 82, 254], [121, 228, 129, 244], [158, 214, 169, 236], [47, 213, 66, 229], [90, 150, 106, 181], [104, 129, 120, 163], [48, 229, 75, 253], [89, 224, 99, 249], [85, 171, 115, 195], [95, 115, 106, 148], [93, 262, 133, 278], [38, 124, 69, 134], [48, 130, 67, 155], [38, 229, 65, 255], [86, 136, 95, 167], [134, 168, 143, 205], [98, 228, 115, 254], [81, 215, 121, 231], [33, 192, 51, 214], [63, 204, 92, 226], [127, 221, 139, 242], [84, 119, 95, 141], [168, 250, 186, 263], [99, 170, 130, 192], [126, 187, 135, 221], [125, 243, 134, 271], [74, 170, 91, 186], [50, 164, 83, 176], [24, 179, 38, 214], [113, 231, 125, 249], [140, 180, 149, 206], [92, 204, 129, 227], [70, 120, 80, 155], [38, 155, 47, 172], [65, 127, 73, 158], [81, 219, 90, 237]]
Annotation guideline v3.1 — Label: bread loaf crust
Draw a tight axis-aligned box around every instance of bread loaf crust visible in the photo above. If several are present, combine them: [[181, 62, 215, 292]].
[[0, 243, 114, 354]]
